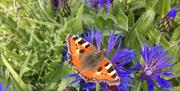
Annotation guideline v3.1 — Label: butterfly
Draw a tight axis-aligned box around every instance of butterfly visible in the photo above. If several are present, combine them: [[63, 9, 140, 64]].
[[66, 34, 120, 86]]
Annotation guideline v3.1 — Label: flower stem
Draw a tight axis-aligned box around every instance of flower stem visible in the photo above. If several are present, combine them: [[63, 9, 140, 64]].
[[96, 83, 101, 91], [137, 81, 142, 91]]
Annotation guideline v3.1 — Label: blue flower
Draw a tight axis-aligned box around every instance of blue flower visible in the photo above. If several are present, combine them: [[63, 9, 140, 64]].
[[64, 28, 136, 91], [132, 43, 174, 91], [0, 83, 9, 91], [85, 0, 112, 13]]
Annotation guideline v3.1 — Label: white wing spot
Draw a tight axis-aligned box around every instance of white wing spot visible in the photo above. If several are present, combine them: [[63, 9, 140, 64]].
[[105, 63, 112, 70], [82, 42, 89, 48], [115, 76, 119, 80], [109, 70, 116, 76], [75, 38, 82, 44], [72, 35, 76, 38]]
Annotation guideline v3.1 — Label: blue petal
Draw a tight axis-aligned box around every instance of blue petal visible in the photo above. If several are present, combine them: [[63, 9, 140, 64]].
[[154, 57, 174, 70], [64, 74, 78, 78], [100, 82, 108, 91], [82, 82, 96, 90], [83, 27, 95, 44], [153, 46, 163, 60], [155, 62, 173, 70], [155, 50, 168, 63], [155, 76, 172, 89], [63, 48, 68, 61], [99, 0, 104, 7], [94, 29, 103, 51], [3, 84, 9, 91], [116, 68, 132, 78], [67, 77, 82, 86], [141, 43, 149, 63], [157, 56, 174, 66], [111, 48, 135, 63], [106, 0, 111, 13], [0, 83, 9, 91], [106, 31, 121, 56], [117, 86, 128, 91], [111, 48, 127, 62], [85, 0, 112, 13], [147, 45, 161, 66], [116, 58, 133, 67], [115, 66, 134, 91], [0, 83, 2, 91], [131, 63, 143, 71], [147, 84, 154, 91], [167, 7, 177, 18], [146, 77, 156, 90], [153, 70, 174, 77]]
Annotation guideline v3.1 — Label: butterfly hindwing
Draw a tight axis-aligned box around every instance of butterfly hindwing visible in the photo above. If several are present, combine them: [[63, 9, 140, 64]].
[[93, 58, 120, 86]]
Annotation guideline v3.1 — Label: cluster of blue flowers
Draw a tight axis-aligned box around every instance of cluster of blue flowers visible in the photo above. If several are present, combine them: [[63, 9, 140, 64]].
[[65, 28, 136, 91], [62, 1, 177, 91], [64, 28, 174, 91], [85, 0, 112, 13]]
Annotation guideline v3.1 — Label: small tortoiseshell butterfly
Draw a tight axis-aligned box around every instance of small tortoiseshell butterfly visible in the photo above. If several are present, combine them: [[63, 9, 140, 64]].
[[66, 34, 120, 86]]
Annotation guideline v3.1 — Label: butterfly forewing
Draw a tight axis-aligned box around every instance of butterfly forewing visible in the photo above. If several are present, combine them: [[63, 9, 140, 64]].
[[66, 34, 94, 70]]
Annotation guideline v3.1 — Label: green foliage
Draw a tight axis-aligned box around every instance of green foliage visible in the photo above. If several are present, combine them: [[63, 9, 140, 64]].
[[0, 0, 179, 91]]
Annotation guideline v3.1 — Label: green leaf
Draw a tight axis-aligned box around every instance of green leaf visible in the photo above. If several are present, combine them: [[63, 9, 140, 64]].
[[128, 1, 146, 11], [0, 11, 17, 30], [116, 12, 128, 31], [146, 0, 158, 9], [104, 15, 117, 29], [94, 16, 106, 31], [127, 10, 135, 27], [134, 9, 155, 34], [19, 51, 32, 79], [158, 0, 171, 17], [171, 26, 180, 41], [82, 14, 95, 28], [1, 54, 31, 91], [74, 4, 84, 33]]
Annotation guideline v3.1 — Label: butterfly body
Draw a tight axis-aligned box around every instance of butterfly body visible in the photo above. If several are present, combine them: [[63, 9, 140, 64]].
[[66, 34, 120, 86]]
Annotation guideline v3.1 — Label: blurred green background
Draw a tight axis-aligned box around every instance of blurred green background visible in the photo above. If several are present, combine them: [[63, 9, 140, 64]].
[[0, 0, 180, 91]]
